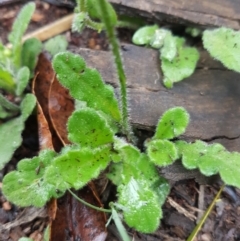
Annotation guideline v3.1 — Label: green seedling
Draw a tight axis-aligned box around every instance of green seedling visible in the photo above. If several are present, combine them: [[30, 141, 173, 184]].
[[132, 25, 200, 88], [3, 0, 240, 239], [0, 3, 68, 170], [0, 3, 40, 169]]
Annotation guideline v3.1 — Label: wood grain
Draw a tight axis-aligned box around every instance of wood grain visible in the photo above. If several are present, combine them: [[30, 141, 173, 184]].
[[110, 0, 240, 30], [70, 44, 240, 152]]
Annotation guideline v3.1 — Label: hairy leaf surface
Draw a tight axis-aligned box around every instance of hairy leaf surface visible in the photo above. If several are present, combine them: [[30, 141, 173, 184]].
[[118, 178, 161, 233], [16, 66, 30, 96], [67, 108, 114, 148], [45, 146, 111, 190], [0, 94, 36, 169], [109, 139, 170, 233], [154, 107, 189, 140], [176, 140, 240, 188], [147, 140, 178, 166], [161, 37, 199, 88], [21, 38, 42, 76], [8, 2, 35, 67], [203, 27, 240, 72], [53, 52, 121, 123], [2, 150, 57, 207]]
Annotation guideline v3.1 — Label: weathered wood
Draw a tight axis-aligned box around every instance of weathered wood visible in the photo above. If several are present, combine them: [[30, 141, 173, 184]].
[[110, 0, 240, 30], [70, 44, 240, 152]]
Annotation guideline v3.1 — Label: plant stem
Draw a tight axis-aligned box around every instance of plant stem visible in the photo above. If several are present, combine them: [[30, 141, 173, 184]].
[[187, 184, 225, 241], [111, 206, 131, 241], [76, 0, 86, 12], [68, 188, 112, 213], [98, 0, 134, 143], [0, 93, 20, 113]]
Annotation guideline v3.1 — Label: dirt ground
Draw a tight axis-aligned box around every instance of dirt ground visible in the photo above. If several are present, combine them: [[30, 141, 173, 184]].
[[1, 1, 240, 241]]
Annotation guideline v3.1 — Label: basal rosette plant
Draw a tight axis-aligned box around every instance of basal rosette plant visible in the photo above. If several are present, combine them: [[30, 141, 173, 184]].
[[3, 0, 240, 239]]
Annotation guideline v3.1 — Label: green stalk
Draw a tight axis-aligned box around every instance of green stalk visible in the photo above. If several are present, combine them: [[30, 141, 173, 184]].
[[68, 189, 112, 213], [187, 185, 225, 241], [76, 0, 86, 12], [98, 0, 134, 143]]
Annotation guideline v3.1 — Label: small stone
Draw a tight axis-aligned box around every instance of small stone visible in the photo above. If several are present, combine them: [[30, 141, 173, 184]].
[[2, 201, 12, 211], [201, 233, 212, 241]]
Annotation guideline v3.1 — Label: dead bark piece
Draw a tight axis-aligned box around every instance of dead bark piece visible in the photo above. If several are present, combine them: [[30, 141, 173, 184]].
[[70, 44, 240, 152], [34, 53, 63, 152], [110, 0, 240, 29]]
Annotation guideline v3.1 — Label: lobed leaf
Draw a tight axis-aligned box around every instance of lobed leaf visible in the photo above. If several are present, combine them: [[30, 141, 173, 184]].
[[154, 107, 190, 140], [176, 140, 240, 188], [203, 27, 240, 72], [118, 178, 161, 233], [8, 2, 35, 68], [45, 146, 111, 191], [2, 150, 57, 207], [67, 108, 114, 148], [53, 52, 121, 123], [0, 94, 36, 169], [161, 37, 199, 88], [132, 25, 159, 45], [109, 139, 170, 232], [147, 139, 178, 167]]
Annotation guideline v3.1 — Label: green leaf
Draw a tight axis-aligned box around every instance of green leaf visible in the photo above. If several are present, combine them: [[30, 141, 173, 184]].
[[149, 29, 170, 49], [118, 178, 161, 233], [110, 140, 170, 233], [16, 66, 30, 96], [44, 35, 68, 57], [8, 2, 35, 68], [176, 140, 240, 188], [0, 94, 36, 169], [132, 25, 159, 45], [21, 38, 42, 76], [2, 150, 57, 207], [0, 67, 16, 93], [45, 146, 111, 190], [67, 108, 114, 148], [176, 140, 224, 175], [203, 27, 240, 72], [147, 139, 178, 166], [161, 37, 199, 88], [160, 31, 177, 61], [154, 107, 190, 140], [53, 52, 121, 123]]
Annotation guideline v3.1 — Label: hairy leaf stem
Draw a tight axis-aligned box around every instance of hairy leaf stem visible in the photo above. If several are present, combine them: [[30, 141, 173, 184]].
[[76, 0, 86, 12], [98, 0, 134, 143]]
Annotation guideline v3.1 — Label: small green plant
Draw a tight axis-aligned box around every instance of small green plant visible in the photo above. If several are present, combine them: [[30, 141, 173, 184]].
[[132, 25, 200, 88], [0, 2, 41, 169], [3, 0, 240, 239], [0, 3, 69, 170]]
